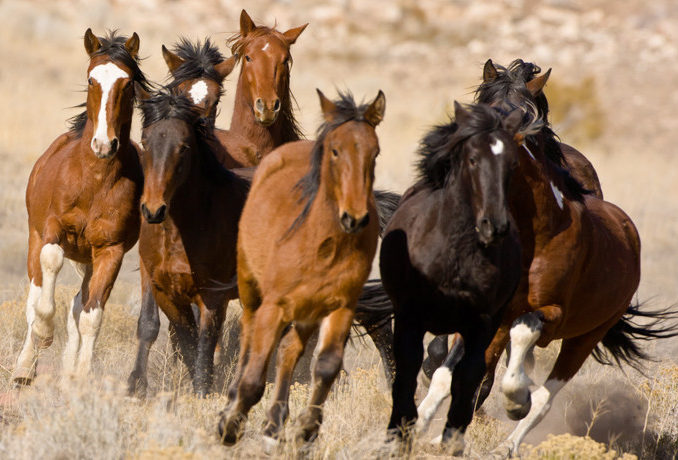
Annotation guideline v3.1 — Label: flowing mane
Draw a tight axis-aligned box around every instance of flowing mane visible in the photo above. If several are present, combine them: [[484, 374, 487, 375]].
[[287, 91, 374, 234], [166, 38, 226, 91], [227, 26, 303, 143], [139, 89, 239, 185], [417, 103, 541, 190], [68, 30, 151, 138], [475, 59, 588, 198]]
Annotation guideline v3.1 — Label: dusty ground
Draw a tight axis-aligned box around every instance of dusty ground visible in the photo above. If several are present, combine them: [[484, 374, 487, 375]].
[[0, 0, 677, 458]]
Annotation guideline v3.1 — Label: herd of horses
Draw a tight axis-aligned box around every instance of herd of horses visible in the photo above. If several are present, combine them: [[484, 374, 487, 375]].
[[13, 9, 678, 457]]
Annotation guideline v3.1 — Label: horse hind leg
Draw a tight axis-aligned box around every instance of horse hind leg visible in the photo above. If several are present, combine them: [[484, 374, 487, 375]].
[[61, 262, 92, 376], [127, 267, 159, 397], [501, 311, 544, 420], [416, 333, 464, 435]]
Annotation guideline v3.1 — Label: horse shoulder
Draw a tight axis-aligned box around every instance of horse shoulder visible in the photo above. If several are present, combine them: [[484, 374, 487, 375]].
[[251, 140, 312, 190], [213, 129, 261, 168]]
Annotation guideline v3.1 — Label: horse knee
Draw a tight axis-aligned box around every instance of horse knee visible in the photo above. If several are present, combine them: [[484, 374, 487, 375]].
[[137, 314, 160, 342], [40, 244, 64, 274], [314, 352, 342, 385], [239, 376, 266, 408]]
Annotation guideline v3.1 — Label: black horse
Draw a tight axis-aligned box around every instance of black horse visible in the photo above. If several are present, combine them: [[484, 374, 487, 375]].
[[382, 102, 525, 454]]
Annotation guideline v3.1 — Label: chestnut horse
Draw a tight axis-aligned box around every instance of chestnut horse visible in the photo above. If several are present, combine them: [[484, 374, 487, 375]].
[[128, 88, 249, 397], [14, 29, 149, 384], [226, 9, 306, 162], [383, 103, 527, 454], [162, 38, 260, 168], [218, 90, 386, 446]]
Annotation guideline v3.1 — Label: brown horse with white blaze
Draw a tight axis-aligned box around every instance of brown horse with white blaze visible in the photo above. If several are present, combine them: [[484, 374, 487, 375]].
[[14, 29, 148, 384], [218, 89, 386, 446]]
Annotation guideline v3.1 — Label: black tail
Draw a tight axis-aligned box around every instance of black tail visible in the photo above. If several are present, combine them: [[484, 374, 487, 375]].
[[591, 302, 678, 371], [354, 279, 394, 333], [374, 189, 400, 236]]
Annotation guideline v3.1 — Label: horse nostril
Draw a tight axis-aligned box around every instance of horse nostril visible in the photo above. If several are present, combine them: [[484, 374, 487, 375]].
[[273, 99, 281, 112], [356, 213, 370, 230], [141, 204, 150, 220], [154, 205, 167, 221], [255, 98, 264, 112], [110, 138, 119, 154], [341, 212, 357, 232]]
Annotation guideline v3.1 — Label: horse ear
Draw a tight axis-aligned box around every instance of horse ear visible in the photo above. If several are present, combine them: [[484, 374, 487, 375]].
[[125, 32, 140, 59], [162, 45, 184, 74], [453, 101, 470, 125], [283, 23, 308, 45], [240, 9, 256, 37], [483, 59, 498, 82], [84, 28, 102, 56], [503, 108, 524, 136], [526, 68, 551, 96], [215, 55, 237, 80], [317, 89, 337, 123], [134, 81, 151, 102], [364, 90, 386, 127]]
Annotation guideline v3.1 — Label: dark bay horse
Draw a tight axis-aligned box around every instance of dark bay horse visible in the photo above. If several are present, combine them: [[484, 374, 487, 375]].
[[383, 103, 526, 454], [14, 29, 149, 384], [218, 90, 386, 446], [128, 88, 249, 397], [162, 38, 260, 168]]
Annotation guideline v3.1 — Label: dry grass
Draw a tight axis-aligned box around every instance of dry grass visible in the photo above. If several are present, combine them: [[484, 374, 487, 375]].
[[1, 0, 677, 458]]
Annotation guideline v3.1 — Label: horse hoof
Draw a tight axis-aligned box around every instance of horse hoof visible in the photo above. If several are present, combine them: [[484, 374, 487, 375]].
[[126, 376, 148, 399], [218, 411, 246, 446], [13, 377, 33, 388], [506, 398, 531, 420], [262, 435, 279, 454]]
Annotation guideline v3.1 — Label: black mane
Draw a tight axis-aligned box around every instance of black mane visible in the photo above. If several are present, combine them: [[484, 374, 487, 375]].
[[166, 38, 226, 91], [475, 59, 588, 199], [68, 30, 151, 138], [287, 91, 374, 235], [417, 104, 503, 190], [139, 89, 238, 185]]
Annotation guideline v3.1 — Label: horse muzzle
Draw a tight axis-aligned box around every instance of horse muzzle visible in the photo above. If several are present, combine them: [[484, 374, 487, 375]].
[[339, 211, 370, 234], [141, 203, 167, 224]]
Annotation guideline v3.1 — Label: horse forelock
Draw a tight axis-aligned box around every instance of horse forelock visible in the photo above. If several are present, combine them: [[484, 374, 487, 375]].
[[167, 38, 226, 89], [285, 92, 376, 236], [68, 30, 151, 139]]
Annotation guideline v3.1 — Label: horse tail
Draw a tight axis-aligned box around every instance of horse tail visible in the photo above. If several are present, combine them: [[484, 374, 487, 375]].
[[354, 279, 394, 331], [374, 189, 400, 235], [591, 302, 678, 371]]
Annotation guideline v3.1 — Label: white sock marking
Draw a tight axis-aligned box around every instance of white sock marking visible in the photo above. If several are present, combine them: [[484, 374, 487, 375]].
[[416, 366, 452, 433], [490, 138, 504, 155], [550, 182, 564, 209], [76, 307, 103, 375], [14, 280, 43, 380], [189, 80, 209, 105], [88, 63, 129, 152], [262, 42, 270, 51], [502, 321, 540, 409]]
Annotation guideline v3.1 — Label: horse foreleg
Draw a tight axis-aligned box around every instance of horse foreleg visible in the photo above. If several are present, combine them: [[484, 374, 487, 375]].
[[75, 245, 123, 376], [62, 262, 92, 376], [127, 266, 159, 397], [387, 312, 425, 448], [31, 243, 65, 348], [218, 301, 285, 445], [263, 322, 316, 446], [193, 298, 227, 397], [499, 327, 606, 456], [475, 322, 511, 411], [297, 307, 354, 444]]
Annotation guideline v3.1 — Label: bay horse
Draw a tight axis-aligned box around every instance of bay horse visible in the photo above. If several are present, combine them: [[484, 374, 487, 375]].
[[226, 9, 306, 162], [162, 38, 260, 168], [218, 89, 386, 446], [128, 87, 249, 397], [383, 103, 527, 454], [422, 58, 605, 391], [14, 29, 149, 385]]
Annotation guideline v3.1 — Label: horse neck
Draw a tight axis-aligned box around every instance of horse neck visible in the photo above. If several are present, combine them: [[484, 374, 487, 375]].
[[511, 141, 570, 245], [439, 174, 481, 250], [229, 70, 299, 155]]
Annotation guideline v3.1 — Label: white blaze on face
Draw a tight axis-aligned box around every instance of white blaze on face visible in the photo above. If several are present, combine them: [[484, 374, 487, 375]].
[[550, 181, 564, 209], [490, 138, 505, 155], [261, 42, 270, 51], [88, 62, 129, 150], [189, 80, 209, 105]]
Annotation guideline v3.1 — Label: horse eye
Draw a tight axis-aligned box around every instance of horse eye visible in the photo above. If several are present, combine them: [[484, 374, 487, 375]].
[[332, 149, 339, 158], [469, 156, 477, 166], [245, 55, 252, 62], [88, 78, 94, 86]]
